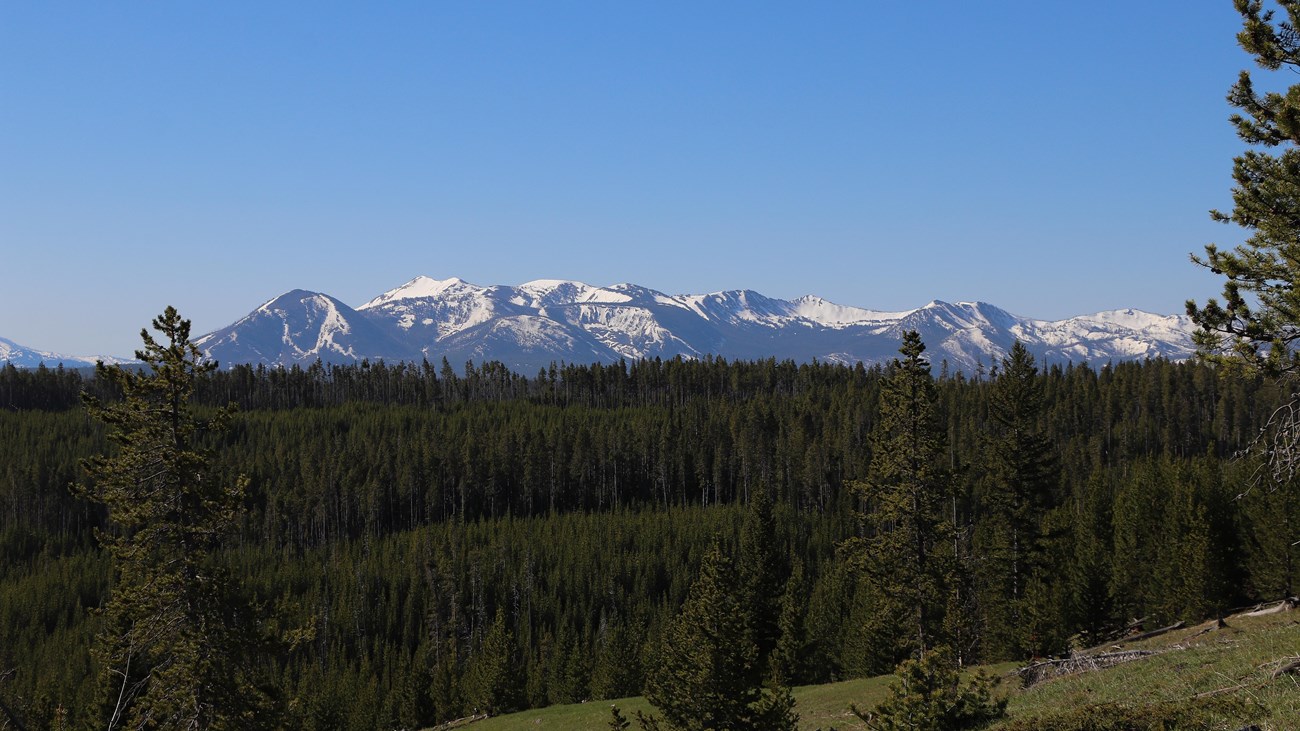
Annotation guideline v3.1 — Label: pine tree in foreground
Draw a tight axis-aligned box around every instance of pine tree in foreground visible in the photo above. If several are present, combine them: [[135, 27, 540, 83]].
[[851, 646, 1005, 731], [642, 540, 797, 731], [1187, 0, 1300, 484], [77, 307, 270, 730], [847, 330, 955, 659]]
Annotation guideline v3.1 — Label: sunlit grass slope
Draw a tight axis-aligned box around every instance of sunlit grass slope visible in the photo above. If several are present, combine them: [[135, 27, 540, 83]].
[[437, 611, 1300, 730], [994, 611, 1300, 730]]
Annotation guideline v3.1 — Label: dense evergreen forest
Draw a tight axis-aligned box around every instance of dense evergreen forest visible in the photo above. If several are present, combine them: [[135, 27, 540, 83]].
[[0, 350, 1297, 729]]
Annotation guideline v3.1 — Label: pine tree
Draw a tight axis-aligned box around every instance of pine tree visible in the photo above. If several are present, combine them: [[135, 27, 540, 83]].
[[1019, 507, 1073, 658], [848, 330, 954, 657], [77, 307, 269, 730], [976, 342, 1058, 660], [1064, 473, 1117, 645], [1189, 0, 1300, 377], [590, 614, 644, 701], [643, 540, 797, 731], [737, 488, 785, 676], [1187, 1, 1300, 482], [770, 556, 810, 685], [1241, 465, 1300, 598], [850, 646, 1006, 731], [1110, 460, 1164, 622], [463, 606, 521, 716]]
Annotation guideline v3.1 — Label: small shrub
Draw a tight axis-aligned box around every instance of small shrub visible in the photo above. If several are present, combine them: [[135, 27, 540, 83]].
[[851, 646, 1006, 731]]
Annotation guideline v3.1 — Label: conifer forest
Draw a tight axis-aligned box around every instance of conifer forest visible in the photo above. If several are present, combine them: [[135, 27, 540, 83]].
[[1, 333, 1297, 728], [15, 1, 1300, 729]]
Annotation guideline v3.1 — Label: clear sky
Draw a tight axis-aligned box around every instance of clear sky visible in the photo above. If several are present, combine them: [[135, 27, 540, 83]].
[[0, 1, 1256, 356]]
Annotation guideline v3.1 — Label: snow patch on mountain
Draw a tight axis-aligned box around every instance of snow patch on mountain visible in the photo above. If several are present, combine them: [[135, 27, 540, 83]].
[[359, 277, 519, 339], [517, 280, 633, 307], [359, 276, 472, 308], [789, 295, 909, 327]]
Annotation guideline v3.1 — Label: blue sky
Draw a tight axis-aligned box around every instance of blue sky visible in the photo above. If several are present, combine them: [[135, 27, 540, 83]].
[[0, 1, 1255, 355]]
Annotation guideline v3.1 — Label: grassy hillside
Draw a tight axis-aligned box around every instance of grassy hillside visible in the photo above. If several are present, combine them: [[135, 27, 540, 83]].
[[444, 609, 1300, 730], [995, 608, 1300, 730]]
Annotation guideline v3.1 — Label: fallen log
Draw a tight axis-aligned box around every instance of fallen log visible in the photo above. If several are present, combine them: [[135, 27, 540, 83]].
[[1272, 658, 1300, 679], [1241, 597, 1298, 618], [1102, 616, 1150, 643], [1017, 649, 1158, 687], [1120, 620, 1185, 644]]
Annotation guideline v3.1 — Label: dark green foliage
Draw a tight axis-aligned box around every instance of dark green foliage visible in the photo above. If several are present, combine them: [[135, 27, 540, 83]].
[[643, 540, 797, 731], [76, 308, 269, 730], [1110, 458, 1236, 625], [590, 614, 645, 701], [771, 556, 810, 685], [1188, 0, 1300, 377], [975, 342, 1059, 660], [1017, 506, 1073, 658], [1241, 468, 1300, 598], [737, 489, 785, 676], [802, 561, 863, 682], [0, 362, 91, 411], [463, 606, 521, 715], [847, 331, 954, 657], [1, 351, 1296, 725], [644, 540, 757, 728], [851, 645, 1005, 731], [1063, 473, 1117, 645]]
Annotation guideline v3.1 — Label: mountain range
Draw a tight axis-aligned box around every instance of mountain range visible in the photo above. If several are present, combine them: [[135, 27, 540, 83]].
[[3, 276, 1198, 374], [0, 336, 132, 370]]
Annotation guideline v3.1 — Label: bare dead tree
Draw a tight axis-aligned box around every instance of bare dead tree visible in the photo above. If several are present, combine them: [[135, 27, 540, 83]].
[[1236, 394, 1300, 497]]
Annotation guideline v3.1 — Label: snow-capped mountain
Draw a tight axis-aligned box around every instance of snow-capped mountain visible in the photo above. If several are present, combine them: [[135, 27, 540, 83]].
[[0, 336, 130, 369], [195, 289, 416, 366], [188, 276, 1197, 373]]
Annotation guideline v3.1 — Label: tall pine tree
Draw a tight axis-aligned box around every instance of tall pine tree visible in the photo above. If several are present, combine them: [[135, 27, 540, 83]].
[[463, 606, 522, 716], [1189, 0, 1300, 377], [78, 307, 269, 730], [848, 331, 954, 658], [975, 342, 1058, 660], [1187, 1, 1300, 483], [643, 540, 796, 731], [737, 488, 785, 677]]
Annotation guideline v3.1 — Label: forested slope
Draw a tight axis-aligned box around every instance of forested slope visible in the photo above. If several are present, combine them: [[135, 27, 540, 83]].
[[0, 355, 1295, 728]]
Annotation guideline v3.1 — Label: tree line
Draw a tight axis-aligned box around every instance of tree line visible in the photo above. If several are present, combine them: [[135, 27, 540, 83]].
[[0, 346, 1297, 727]]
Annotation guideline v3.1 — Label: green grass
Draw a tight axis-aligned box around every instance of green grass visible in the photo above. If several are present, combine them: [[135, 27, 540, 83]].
[[433, 612, 1300, 730], [452, 677, 886, 731], [993, 612, 1300, 730]]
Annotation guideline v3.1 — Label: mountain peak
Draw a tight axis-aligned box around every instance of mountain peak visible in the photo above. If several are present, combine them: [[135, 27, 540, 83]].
[[258, 289, 331, 312], [519, 278, 586, 291], [359, 276, 475, 310], [199, 289, 412, 366]]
